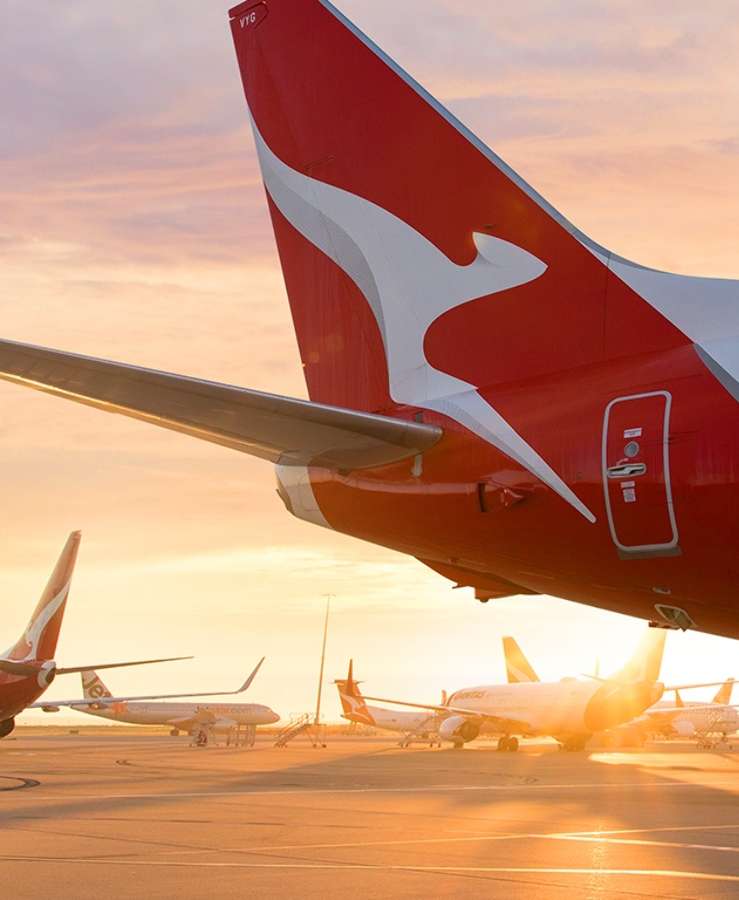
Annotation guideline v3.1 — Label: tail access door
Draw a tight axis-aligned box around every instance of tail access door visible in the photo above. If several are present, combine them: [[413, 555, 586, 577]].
[[602, 391, 679, 558]]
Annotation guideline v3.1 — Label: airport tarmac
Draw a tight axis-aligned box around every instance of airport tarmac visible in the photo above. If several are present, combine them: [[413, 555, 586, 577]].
[[0, 732, 737, 899]]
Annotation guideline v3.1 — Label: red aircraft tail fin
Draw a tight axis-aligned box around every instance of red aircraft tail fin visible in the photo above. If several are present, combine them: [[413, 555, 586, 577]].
[[228, 0, 697, 525], [7, 531, 81, 663], [334, 660, 375, 726], [229, 0, 688, 425]]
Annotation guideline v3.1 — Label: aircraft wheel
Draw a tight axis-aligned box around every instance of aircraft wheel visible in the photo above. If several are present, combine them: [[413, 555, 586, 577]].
[[507, 736, 519, 752], [452, 740, 464, 750], [0, 718, 15, 739], [170, 729, 180, 737], [497, 736, 510, 752]]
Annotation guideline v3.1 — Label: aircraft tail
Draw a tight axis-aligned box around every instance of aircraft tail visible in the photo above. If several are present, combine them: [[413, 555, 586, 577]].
[[228, 0, 613, 417], [502, 637, 540, 683], [82, 670, 112, 701], [713, 678, 735, 705], [228, 0, 690, 528], [334, 660, 375, 726], [610, 628, 667, 684], [5, 531, 81, 662]]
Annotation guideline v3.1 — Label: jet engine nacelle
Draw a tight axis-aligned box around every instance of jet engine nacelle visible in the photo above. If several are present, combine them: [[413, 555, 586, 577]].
[[439, 715, 480, 744], [673, 719, 696, 737]]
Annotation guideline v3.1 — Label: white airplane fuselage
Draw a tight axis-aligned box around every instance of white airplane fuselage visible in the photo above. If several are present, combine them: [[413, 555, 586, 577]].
[[648, 701, 739, 736], [447, 678, 661, 740], [72, 700, 279, 729], [358, 705, 441, 734]]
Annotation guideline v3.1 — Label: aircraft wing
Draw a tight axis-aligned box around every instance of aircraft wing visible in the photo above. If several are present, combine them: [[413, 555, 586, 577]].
[[361, 694, 531, 733], [177, 710, 237, 729], [646, 703, 739, 720], [0, 339, 441, 471], [166, 716, 199, 729], [29, 658, 265, 709], [53, 656, 192, 675], [161, 714, 239, 732]]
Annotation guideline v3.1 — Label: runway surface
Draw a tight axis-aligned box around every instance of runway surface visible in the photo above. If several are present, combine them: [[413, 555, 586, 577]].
[[1, 732, 737, 898]]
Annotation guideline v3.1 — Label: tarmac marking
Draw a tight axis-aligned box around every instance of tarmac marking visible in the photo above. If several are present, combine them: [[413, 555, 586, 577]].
[[0, 856, 738, 883], [16, 778, 739, 802], [554, 835, 739, 854], [93, 822, 739, 860], [249, 827, 739, 857]]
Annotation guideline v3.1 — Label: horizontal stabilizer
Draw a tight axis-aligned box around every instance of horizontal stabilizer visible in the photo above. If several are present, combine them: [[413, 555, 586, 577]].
[[0, 340, 441, 471], [0, 654, 190, 678], [55, 655, 192, 675]]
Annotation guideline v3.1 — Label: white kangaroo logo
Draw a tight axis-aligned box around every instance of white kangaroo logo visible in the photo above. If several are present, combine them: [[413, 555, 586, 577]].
[[251, 117, 595, 522], [2, 582, 70, 662]]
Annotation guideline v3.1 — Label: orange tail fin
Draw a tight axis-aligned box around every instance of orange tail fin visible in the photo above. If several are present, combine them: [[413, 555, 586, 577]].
[[502, 637, 540, 683], [334, 660, 375, 725]]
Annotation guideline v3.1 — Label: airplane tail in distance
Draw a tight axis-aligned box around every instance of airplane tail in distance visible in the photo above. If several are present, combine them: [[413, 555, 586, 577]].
[[713, 678, 735, 705], [502, 637, 540, 683], [82, 670, 112, 701], [611, 628, 667, 684], [6, 531, 81, 663], [334, 660, 375, 726]]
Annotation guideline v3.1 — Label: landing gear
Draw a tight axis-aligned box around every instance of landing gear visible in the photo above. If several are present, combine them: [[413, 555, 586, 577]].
[[497, 735, 519, 752], [169, 728, 180, 737], [0, 718, 15, 739]]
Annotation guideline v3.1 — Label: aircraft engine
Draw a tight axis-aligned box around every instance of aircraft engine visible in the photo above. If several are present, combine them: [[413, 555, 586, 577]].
[[439, 715, 480, 745], [673, 719, 696, 737]]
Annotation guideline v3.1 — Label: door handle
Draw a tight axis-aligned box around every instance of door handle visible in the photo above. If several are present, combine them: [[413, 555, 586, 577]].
[[607, 463, 647, 479]]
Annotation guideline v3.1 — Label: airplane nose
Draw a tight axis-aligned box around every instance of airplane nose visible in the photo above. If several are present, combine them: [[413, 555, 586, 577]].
[[269, 709, 280, 724]]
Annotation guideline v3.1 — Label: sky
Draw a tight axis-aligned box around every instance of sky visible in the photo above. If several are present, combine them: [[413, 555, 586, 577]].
[[2, 0, 737, 724]]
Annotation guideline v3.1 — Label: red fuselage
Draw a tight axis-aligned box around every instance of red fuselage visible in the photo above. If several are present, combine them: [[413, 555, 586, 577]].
[[0, 666, 52, 721], [303, 344, 737, 638]]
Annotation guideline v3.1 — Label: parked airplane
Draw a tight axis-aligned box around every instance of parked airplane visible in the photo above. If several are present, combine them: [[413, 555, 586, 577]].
[[0, 531, 189, 739], [335, 660, 443, 747], [501, 634, 736, 749], [360, 629, 726, 751], [643, 679, 738, 748], [37, 663, 279, 743], [0, 1, 735, 636]]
